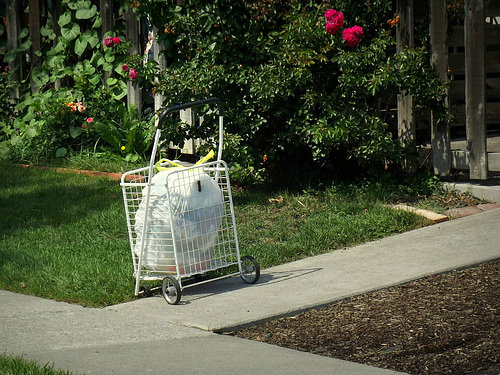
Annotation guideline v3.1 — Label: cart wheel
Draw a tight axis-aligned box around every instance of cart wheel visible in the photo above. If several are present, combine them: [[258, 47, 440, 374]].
[[162, 276, 181, 305], [139, 284, 153, 297], [240, 255, 260, 284]]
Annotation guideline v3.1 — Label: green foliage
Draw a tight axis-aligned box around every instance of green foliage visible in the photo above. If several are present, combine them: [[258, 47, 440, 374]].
[[0, 67, 19, 160], [29, 0, 131, 99], [0, 355, 75, 375], [92, 102, 155, 162], [0, 0, 152, 164], [147, 0, 447, 178], [1, 0, 448, 179]]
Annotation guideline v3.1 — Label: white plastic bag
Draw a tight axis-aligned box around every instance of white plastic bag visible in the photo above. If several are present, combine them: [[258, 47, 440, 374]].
[[134, 165, 224, 274]]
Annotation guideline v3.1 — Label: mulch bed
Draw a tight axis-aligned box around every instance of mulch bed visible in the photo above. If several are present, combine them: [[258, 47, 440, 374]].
[[232, 260, 500, 374]]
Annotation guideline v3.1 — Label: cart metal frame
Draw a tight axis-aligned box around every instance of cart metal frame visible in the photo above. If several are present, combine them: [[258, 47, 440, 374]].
[[120, 98, 260, 304]]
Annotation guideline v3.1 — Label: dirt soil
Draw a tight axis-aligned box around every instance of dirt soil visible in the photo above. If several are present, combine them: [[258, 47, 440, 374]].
[[232, 260, 500, 375]]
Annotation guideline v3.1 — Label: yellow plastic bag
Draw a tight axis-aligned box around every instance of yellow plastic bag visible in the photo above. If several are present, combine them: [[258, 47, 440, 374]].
[[155, 150, 215, 171]]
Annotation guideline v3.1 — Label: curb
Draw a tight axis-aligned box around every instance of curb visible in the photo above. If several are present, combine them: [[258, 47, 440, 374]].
[[390, 204, 449, 223], [19, 164, 125, 181]]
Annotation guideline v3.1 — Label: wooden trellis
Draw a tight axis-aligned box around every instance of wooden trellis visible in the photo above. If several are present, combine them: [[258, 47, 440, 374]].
[[398, 0, 500, 180]]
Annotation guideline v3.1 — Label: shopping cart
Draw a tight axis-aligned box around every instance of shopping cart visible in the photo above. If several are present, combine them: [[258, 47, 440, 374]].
[[120, 98, 260, 305]]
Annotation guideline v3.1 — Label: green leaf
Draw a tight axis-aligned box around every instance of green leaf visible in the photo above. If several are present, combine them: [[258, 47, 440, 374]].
[[56, 148, 67, 157], [125, 153, 139, 162], [104, 52, 115, 63], [74, 38, 87, 56], [58, 12, 72, 27], [92, 121, 121, 149], [89, 75, 100, 85], [17, 39, 32, 52], [111, 80, 127, 100], [78, 30, 99, 49], [106, 77, 117, 85], [3, 50, 17, 63], [24, 126, 37, 138], [45, 50, 65, 66], [18, 28, 28, 40], [76, 5, 97, 20], [70, 125, 82, 138], [61, 23, 81, 41], [102, 62, 113, 71], [90, 50, 103, 65], [11, 134, 22, 146], [92, 16, 103, 29], [82, 60, 95, 75], [40, 25, 53, 37]]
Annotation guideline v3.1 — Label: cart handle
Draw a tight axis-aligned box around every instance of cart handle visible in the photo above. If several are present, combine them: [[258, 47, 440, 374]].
[[157, 97, 224, 130]]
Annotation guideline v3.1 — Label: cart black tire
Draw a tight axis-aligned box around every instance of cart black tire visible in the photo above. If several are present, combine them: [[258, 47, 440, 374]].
[[162, 276, 181, 305], [240, 255, 260, 284], [139, 284, 153, 297]]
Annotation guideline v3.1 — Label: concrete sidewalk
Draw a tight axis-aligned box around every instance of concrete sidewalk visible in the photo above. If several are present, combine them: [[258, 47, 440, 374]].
[[2, 208, 500, 375]]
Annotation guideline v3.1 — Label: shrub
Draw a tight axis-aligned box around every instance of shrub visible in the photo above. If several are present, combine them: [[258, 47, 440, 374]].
[[146, 0, 447, 180]]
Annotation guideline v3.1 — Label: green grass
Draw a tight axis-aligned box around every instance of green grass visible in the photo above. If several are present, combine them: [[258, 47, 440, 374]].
[[0, 163, 132, 307], [0, 355, 77, 375], [234, 186, 429, 268], [0, 162, 432, 307]]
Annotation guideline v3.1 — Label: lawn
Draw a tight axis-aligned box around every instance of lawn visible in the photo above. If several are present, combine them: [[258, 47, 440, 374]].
[[0, 355, 75, 375], [0, 162, 433, 307]]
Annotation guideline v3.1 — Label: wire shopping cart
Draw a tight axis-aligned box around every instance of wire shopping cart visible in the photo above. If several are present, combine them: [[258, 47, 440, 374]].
[[120, 98, 260, 305]]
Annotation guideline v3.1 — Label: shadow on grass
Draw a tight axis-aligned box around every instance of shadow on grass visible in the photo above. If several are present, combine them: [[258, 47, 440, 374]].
[[0, 163, 123, 237]]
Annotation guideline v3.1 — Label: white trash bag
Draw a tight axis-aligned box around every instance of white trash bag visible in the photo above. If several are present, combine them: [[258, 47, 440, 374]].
[[134, 156, 224, 274]]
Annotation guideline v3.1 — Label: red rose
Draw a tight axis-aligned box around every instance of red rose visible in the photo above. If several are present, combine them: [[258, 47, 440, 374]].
[[342, 26, 364, 47], [325, 9, 344, 35]]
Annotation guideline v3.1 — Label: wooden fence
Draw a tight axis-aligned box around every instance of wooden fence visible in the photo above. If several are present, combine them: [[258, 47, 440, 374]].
[[401, 0, 500, 179], [4, 1, 500, 176], [447, 1, 500, 176]]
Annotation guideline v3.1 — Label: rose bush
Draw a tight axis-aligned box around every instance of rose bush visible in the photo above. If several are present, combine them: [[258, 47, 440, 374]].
[[144, 0, 447, 183], [1, 0, 447, 184]]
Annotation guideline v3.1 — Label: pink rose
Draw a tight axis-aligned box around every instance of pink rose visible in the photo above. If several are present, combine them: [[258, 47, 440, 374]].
[[342, 25, 364, 47], [104, 36, 113, 47], [122, 63, 129, 71], [86, 117, 93, 123], [325, 9, 344, 35], [112, 37, 121, 44], [129, 68, 138, 79]]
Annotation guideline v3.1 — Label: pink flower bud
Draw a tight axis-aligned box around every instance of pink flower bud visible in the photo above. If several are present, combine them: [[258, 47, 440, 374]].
[[122, 63, 129, 71], [104, 36, 113, 47], [129, 68, 138, 80]]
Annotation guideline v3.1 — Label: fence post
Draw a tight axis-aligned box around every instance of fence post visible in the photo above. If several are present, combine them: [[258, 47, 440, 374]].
[[52, 0, 62, 89], [465, 0, 488, 180], [153, 26, 166, 128], [126, 9, 142, 116], [28, 0, 41, 94], [6, 0, 21, 99], [99, 0, 114, 85], [396, 0, 416, 173], [430, 0, 451, 176]]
